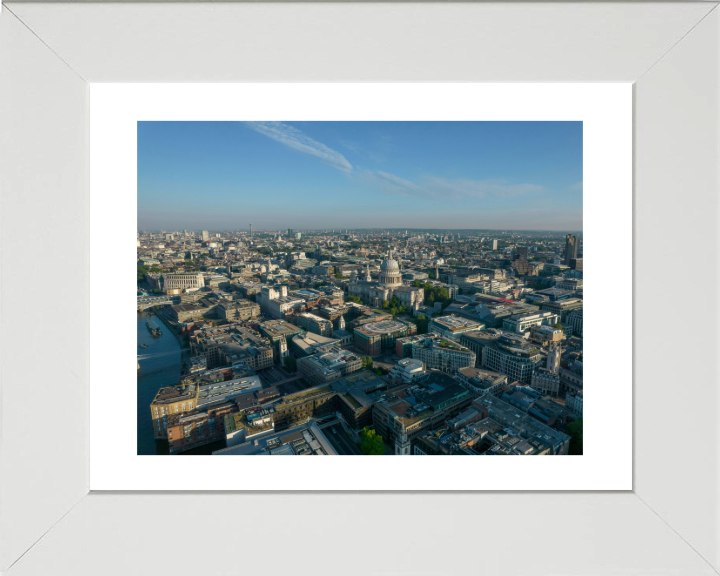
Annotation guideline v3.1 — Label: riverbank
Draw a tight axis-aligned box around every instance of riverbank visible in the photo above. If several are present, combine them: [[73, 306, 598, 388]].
[[148, 308, 191, 368]]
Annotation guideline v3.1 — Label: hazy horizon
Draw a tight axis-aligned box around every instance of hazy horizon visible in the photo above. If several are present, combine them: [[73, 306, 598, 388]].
[[138, 121, 583, 231]]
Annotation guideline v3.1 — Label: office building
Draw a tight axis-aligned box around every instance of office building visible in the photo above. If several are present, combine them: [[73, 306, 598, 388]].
[[372, 371, 473, 455], [202, 230, 209, 241], [216, 299, 260, 322], [190, 325, 274, 370], [354, 318, 417, 355], [564, 234, 578, 265], [428, 314, 485, 341], [214, 421, 337, 456], [388, 358, 426, 383], [258, 319, 303, 361], [167, 402, 236, 454], [482, 333, 542, 384], [297, 346, 362, 385], [396, 334, 476, 375], [502, 310, 560, 333], [566, 308, 584, 338], [296, 312, 334, 337], [473, 395, 571, 454], [455, 367, 508, 397], [566, 390, 583, 416]]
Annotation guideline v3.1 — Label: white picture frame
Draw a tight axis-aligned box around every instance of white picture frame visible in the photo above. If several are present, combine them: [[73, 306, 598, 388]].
[[1, 2, 718, 575]]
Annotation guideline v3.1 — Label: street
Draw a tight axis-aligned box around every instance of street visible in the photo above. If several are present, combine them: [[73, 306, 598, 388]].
[[323, 425, 362, 456]]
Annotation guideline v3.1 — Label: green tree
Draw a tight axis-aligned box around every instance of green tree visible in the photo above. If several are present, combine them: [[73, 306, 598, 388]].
[[381, 299, 390, 309], [413, 314, 429, 334], [283, 356, 297, 373], [360, 427, 385, 455], [390, 306, 399, 316], [348, 295, 363, 304], [412, 280, 421, 288], [554, 323, 564, 332], [334, 272, 344, 279], [361, 356, 374, 370], [566, 419, 583, 455], [137, 265, 149, 282], [390, 295, 400, 309]]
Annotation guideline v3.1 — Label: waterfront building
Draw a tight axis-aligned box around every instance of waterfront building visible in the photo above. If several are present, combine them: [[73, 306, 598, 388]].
[[190, 326, 274, 370]]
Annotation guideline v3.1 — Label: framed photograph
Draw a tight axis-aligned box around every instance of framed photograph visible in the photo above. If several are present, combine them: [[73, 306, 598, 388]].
[[90, 83, 629, 492], [1, 2, 718, 575]]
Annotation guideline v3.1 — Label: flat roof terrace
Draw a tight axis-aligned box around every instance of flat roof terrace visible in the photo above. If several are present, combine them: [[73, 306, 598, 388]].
[[357, 320, 406, 335]]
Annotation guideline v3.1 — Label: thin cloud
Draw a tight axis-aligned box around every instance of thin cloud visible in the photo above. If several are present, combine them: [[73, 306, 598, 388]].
[[339, 140, 359, 152], [569, 182, 583, 192], [359, 169, 422, 197], [245, 123, 542, 200], [359, 170, 543, 200], [245, 122, 353, 173]]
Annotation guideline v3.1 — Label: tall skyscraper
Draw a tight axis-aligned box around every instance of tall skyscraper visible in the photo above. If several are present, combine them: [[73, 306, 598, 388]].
[[288, 228, 294, 237], [250, 223, 253, 237], [201, 230, 209, 241], [491, 239, 498, 250], [517, 246, 529, 260], [564, 234, 578, 265]]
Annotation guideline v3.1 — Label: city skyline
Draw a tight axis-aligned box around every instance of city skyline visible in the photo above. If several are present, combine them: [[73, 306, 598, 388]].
[[138, 121, 583, 231]]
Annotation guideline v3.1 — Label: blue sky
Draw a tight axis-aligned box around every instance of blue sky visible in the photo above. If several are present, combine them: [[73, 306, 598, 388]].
[[138, 121, 582, 231]]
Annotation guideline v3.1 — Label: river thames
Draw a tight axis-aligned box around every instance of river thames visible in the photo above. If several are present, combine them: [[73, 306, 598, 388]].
[[136, 310, 180, 455]]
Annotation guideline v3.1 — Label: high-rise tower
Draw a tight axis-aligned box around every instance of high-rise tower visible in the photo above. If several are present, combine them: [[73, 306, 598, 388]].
[[564, 234, 578, 266]]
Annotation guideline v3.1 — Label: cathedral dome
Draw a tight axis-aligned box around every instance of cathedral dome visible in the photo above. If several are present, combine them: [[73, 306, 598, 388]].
[[380, 257, 400, 271]]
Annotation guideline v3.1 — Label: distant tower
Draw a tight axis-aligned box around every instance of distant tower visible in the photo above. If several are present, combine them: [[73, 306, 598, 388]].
[[491, 239, 498, 250], [338, 315, 346, 330], [250, 223, 253, 237], [564, 234, 578, 266], [279, 337, 288, 360], [548, 340, 562, 374], [435, 262, 439, 281]]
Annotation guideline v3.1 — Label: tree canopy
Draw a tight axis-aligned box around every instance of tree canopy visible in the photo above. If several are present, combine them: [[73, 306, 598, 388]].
[[347, 295, 363, 304], [566, 419, 583, 455], [360, 427, 385, 455]]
